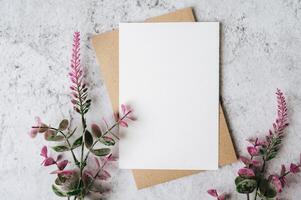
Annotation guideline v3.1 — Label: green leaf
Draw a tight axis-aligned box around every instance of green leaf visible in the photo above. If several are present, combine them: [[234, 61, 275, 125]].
[[72, 136, 83, 149], [92, 148, 110, 157], [258, 178, 277, 198], [84, 130, 93, 148], [52, 145, 69, 152], [66, 189, 81, 196], [52, 185, 67, 197], [99, 136, 115, 146], [46, 135, 64, 142], [235, 176, 245, 185], [59, 119, 69, 131], [236, 178, 257, 194]]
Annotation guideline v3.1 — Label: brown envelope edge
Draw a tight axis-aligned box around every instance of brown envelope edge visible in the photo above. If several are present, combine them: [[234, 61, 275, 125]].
[[91, 7, 237, 189]]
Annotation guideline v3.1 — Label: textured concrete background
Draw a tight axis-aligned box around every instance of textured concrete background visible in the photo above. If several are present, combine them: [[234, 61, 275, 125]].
[[0, 0, 301, 199]]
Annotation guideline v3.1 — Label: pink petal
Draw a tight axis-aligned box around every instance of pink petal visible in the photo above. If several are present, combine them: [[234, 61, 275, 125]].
[[57, 160, 68, 170], [238, 168, 255, 177], [247, 146, 259, 156], [40, 146, 48, 158], [271, 175, 283, 192], [218, 194, 226, 200], [97, 170, 111, 180], [239, 156, 251, 165], [94, 157, 100, 168], [252, 160, 261, 167], [44, 157, 56, 166], [107, 154, 118, 161], [121, 104, 126, 114], [119, 120, 128, 127], [207, 189, 218, 197], [29, 128, 38, 138], [290, 163, 300, 174]]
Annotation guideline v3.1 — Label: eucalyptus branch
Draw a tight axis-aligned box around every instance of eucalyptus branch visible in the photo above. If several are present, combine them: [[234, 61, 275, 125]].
[[83, 111, 131, 163]]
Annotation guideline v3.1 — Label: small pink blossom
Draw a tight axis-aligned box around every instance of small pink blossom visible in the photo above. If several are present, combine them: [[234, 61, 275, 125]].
[[207, 189, 226, 200], [57, 160, 69, 170], [271, 175, 283, 192], [238, 168, 255, 178], [40, 146, 56, 166], [118, 104, 135, 127], [247, 146, 259, 156], [29, 117, 47, 138], [289, 163, 300, 174], [239, 156, 261, 167]]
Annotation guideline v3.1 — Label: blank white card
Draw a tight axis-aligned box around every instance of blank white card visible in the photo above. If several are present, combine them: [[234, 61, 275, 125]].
[[119, 23, 219, 170]]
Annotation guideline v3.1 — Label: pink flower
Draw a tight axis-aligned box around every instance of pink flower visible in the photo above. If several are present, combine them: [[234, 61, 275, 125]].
[[270, 175, 283, 192], [238, 168, 255, 178], [29, 117, 48, 138], [239, 156, 261, 167], [207, 189, 226, 200], [289, 163, 300, 174], [57, 160, 69, 170], [247, 146, 259, 156], [40, 146, 56, 166], [118, 104, 135, 127]]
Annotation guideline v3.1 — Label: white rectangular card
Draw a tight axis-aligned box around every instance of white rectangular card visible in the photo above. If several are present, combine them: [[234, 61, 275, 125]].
[[119, 22, 219, 170]]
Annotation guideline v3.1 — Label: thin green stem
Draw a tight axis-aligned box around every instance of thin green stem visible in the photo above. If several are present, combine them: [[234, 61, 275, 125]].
[[247, 193, 250, 200], [33, 126, 79, 166], [83, 111, 131, 163]]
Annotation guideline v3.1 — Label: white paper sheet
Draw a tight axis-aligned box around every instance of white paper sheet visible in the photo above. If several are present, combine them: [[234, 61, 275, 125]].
[[119, 22, 219, 170]]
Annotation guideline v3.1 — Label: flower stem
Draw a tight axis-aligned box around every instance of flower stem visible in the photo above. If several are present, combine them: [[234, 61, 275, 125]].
[[83, 111, 131, 163]]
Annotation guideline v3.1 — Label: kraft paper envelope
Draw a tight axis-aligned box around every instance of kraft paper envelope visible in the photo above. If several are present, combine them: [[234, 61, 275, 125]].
[[91, 7, 237, 189]]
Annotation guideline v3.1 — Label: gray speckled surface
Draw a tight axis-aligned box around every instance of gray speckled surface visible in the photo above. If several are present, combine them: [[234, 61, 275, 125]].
[[0, 0, 301, 199]]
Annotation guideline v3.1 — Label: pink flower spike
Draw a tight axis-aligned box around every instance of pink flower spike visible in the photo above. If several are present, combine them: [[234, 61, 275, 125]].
[[57, 160, 68, 170], [290, 163, 300, 174], [238, 168, 255, 178], [40, 146, 48, 158], [247, 146, 259, 156], [207, 189, 218, 197]]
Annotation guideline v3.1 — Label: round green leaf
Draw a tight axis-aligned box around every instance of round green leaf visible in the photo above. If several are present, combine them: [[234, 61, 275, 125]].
[[59, 119, 69, 131], [52, 145, 69, 152], [84, 130, 93, 148], [92, 148, 111, 157], [236, 178, 257, 194], [46, 135, 64, 142]]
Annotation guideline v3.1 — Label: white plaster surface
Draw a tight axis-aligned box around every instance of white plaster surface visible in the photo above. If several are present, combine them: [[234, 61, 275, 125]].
[[0, 0, 301, 199]]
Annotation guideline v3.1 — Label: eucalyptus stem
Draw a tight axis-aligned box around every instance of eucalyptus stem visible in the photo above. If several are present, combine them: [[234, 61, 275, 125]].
[[83, 111, 131, 163]]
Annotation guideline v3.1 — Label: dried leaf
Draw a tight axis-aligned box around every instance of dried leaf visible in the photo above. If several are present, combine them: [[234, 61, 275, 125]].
[[59, 119, 69, 131]]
